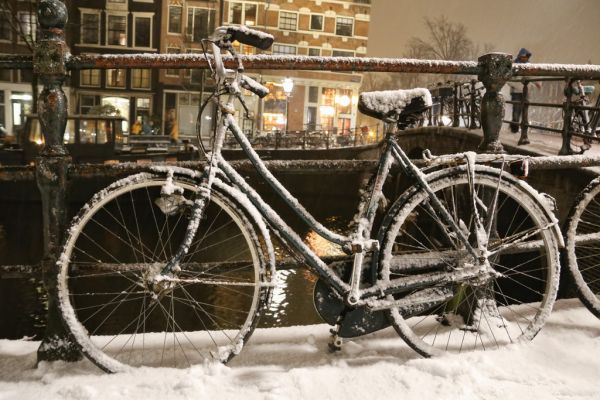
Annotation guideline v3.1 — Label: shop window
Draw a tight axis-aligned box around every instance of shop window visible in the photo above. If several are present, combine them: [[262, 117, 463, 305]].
[[81, 12, 100, 44], [107, 15, 127, 46], [79, 94, 99, 115], [335, 17, 353, 37], [168, 5, 182, 33], [262, 83, 287, 132], [308, 86, 319, 103], [279, 11, 297, 31]]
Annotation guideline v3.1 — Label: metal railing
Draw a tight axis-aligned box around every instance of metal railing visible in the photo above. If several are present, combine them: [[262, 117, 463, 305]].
[[4, 0, 600, 362]]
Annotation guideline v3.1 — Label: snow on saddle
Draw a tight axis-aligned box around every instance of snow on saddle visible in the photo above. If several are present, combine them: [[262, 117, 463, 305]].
[[358, 88, 432, 122]]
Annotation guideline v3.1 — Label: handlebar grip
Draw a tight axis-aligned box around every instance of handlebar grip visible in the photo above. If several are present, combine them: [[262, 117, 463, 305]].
[[240, 75, 270, 98], [217, 26, 274, 50]]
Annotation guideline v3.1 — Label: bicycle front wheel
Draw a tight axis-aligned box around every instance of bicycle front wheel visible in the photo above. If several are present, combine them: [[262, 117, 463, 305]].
[[58, 173, 270, 372], [565, 176, 600, 318], [379, 166, 560, 356]]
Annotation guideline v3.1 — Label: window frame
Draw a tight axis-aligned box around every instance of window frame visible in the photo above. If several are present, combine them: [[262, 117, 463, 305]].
[[165, 47, 181, 77], [278, 11, 298, 31], [80, 69, 101, 87], [335, 16, 354, 37], [308, 47, 321, 57], [272, 44, 297, 55], [186, 7, 216, 42], [131, 69, 152, 90], [132, 13, 153, 49], [17, 11, 37, 44], [106, 68, 126, 88], [0, 11, 12, 42], [309, 14, 324, 31], [106, 12, 128, 47], [227, 1, 259, 26], [79, 9, 101, 45], [168, 5, 183, 34]]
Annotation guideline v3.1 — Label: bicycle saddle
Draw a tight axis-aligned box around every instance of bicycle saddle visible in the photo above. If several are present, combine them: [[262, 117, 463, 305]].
[[358, 88, 432, 121], [213, 25, 274, 50]]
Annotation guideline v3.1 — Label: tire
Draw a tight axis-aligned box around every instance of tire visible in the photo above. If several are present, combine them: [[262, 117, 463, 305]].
[[378, 165, 560, 356], [58, 172, 271, 372], [565, 176, 600, 318]]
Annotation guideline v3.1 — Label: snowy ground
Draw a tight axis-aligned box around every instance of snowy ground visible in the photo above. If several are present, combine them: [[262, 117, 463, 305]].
[[1, 298, 599, 400]]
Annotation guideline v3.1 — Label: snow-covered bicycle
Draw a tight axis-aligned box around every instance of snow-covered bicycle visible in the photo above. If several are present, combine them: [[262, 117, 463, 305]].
[[56, 26, 562, 372]]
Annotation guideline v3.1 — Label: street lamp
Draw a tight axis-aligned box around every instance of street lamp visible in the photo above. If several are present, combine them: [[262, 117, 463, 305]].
[[282, 77, 294, 133]]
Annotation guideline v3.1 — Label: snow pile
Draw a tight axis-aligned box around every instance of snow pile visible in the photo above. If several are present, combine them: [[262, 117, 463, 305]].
[[0, 299, 599, 400]]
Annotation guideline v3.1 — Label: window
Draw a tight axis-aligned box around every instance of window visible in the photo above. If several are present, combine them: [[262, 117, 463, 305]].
[[228, 2, 257, 26], [0, 92, 5, 129], [18, 12, 36, 43], [80, 69, 100, 86], [107, 15, 127, 46], [308, 48, 321, 57], [131, 69, 151, 89], [332, 50, 354, 57], [308, 86, 319, 103], [168, 5, 182, 33], [81, 12, 100, 44], [272, 44, 296, 55], [335, 17, 353, 36], [0, 12, 11, 41], [278, 12, 297, 31], [187, 8, 216, 42], [134, 15, 152, 48], [106, 69, 126, 87], [166, 48, 180, 76], [310, 14, 323, 31], [79, 94, 99, 115]]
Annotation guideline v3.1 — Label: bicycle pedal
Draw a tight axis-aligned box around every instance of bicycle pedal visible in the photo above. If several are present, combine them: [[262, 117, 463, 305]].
[[328, 336, 344, 352]]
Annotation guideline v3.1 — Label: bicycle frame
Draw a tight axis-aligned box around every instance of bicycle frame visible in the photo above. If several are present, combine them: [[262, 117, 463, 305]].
[[167, 32, 505, 310]]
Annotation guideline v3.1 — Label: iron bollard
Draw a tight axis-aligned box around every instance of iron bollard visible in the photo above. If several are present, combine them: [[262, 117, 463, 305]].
[[519, 80, 531, 145], [34, 0, 81, 362], [560, 78, 575, 155], [469, 79, 478, 129], [477, 53, 513, 153]]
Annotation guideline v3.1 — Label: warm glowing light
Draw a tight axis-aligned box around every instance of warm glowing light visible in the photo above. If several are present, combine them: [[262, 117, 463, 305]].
[[336, 94, 351, 107], [282, 77, 294, 96], [319, 105, 335, 116]]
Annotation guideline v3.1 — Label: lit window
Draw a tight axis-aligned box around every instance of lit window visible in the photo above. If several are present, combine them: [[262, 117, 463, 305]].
[[18, 12, 36, 43], [279, 12, 297, 31], [134, 16, 152, 48], [81, 12, 100, 44], [335, 17, 353, 37], [107, 15, 127, 46], [80, 69, 100, 86], [132, 69, 151, 89], [106, 69, 126, 88], [168, 6, 182, 33]]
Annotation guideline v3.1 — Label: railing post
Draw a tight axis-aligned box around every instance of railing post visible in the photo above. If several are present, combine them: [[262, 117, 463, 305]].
[[469, 79, 478, 129], [477, 53, 513, 153], [34, 0, 81, 362], [560, 78, 574, 155], [519, 80, 530, 145], [452, 82, 460, 127]]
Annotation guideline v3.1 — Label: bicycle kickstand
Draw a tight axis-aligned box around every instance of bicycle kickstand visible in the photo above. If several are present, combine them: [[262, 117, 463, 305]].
[[328, 308, 349, 352]]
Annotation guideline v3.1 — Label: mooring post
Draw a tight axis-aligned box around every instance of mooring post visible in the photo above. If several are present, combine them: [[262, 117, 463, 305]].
[[477, 53, 513, 153], [34, 0, 81, 362]]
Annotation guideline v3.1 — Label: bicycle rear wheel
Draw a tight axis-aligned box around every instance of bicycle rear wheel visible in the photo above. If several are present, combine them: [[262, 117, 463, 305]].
[[565, 176, 600, 318], [379, 166, 560, 356], [58, 173, 271, 372]]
